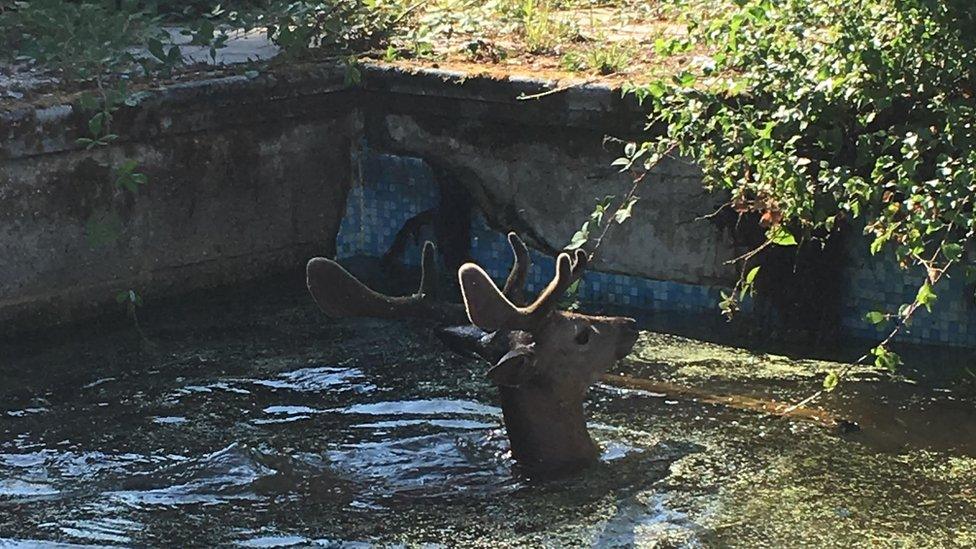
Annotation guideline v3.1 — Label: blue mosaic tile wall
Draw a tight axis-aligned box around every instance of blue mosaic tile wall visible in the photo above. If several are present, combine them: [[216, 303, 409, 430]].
[[336, 153, 439, 265], [840, 237, 976, 347], [469, 218, 723, 313], [336, 152, 975, 348]]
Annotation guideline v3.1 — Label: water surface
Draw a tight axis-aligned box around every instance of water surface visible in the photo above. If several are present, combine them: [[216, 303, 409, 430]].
[[1, 276, 973, 546]]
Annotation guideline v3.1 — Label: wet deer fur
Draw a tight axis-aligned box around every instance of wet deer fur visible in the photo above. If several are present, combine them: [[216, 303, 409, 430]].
[[306, 233, 638, 475]]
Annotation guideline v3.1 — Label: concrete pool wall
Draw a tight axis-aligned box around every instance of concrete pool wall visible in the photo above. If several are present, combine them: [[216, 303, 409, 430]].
[[1, 66, 356, 332], [2, 63, 974, 346]]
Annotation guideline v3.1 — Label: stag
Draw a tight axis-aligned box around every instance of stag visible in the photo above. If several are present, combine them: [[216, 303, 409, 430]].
[[306, 233, 638, 475]]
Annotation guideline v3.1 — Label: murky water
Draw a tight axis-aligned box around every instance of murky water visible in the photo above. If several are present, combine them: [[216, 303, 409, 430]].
[[2, 274, 974, 546]]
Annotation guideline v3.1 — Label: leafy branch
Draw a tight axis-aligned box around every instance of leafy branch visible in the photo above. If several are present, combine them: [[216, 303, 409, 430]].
[[620, 0, 976, 392], [567, 142, 677, 263]]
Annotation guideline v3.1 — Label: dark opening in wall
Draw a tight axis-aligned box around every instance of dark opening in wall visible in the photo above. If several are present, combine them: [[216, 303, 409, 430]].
[[721, 210, 849, 343], [382, 162, 473, 294]]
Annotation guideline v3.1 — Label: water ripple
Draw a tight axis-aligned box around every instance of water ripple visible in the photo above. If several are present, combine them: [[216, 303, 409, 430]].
[[251, 366, 376, 394]]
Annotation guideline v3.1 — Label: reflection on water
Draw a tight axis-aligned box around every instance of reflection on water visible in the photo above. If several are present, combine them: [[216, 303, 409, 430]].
[[1, 279, 973, 546], [251, 365, 376, 394], [106, 444, 271, 508]]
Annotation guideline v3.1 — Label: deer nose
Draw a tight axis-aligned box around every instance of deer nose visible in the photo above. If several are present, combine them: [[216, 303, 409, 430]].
[[615, 318, 639, 359]]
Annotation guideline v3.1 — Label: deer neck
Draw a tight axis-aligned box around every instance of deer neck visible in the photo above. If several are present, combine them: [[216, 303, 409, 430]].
[[497, 382, 599, 475]]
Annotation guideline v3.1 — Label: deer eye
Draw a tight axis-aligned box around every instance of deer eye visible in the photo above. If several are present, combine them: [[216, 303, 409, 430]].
[[574, 327, 591, 345]]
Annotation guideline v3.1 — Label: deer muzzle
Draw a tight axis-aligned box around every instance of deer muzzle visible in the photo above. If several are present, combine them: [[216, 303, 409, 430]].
[[615, 318, 640, 360]]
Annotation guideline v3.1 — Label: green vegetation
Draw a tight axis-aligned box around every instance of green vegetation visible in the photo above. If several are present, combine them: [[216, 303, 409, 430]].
[[0, 1, 681, 80], [0, 0, 163, 79], [560, 42, 635, 75], [0, 1, 404, 72], [619, 0, 976, 388]]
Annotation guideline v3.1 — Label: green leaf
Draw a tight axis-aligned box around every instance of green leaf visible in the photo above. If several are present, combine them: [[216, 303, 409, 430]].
[[823, 370, 839, 392], [766, 226, 797, 246], [566, 229, 589, 250], [916, 282, 937, 312], [614, 198, 638, 224], [88, 112, 104, 137], [941, 242, 963, 262], [117, 159, 138, 175], [745, 265, 761, 284], [865, 311, 886, 324], [147, 38, 166, 61], [653, 37, 675, 56], [611, 157, 631, 171], [719, 289, 739, 319], [646, 80, 667, 98], [116, 289, 142, 306], [869, 234, 887, 255], [77, 93, 99, 112], [872, 346, 902, 372]]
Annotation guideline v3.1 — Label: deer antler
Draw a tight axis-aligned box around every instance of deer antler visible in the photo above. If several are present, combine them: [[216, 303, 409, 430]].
[[307, 235, 535, 326], [307, 241, 467, 324], [501, 232, 531, 306], [458, 248, 587, 332]]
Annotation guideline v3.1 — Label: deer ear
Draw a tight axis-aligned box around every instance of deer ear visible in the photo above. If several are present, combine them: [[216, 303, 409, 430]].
[[487, 347, 534, 387], [458, 263, 520, 331]]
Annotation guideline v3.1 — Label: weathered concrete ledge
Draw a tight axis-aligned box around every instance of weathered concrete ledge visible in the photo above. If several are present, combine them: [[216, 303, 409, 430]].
[[1, 64, 359, 333], [0, 62, 733, 334]]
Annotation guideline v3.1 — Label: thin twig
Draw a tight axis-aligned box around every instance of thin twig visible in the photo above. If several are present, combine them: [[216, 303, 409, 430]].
[[724, 239, 772, 266], [695, 201, 732, 222], [588, 173, 646, 259], [588, 143, 678, 263], [517, 77, 600, 101], [390, 0, 429, 26]]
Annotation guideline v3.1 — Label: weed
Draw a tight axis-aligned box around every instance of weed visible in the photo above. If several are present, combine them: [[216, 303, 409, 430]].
[[561, 42, 634, 75], [0, 0, 163, 79], [502, 0, 577, 54], [462, 39, 506, 63]]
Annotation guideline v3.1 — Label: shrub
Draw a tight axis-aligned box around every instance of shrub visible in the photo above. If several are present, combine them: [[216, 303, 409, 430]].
[[0, 0, 162, 79], [626, 0, 976, 377]]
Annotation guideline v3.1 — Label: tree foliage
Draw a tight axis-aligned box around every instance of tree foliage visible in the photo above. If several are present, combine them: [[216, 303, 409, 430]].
[[624, 0, 976, 374]]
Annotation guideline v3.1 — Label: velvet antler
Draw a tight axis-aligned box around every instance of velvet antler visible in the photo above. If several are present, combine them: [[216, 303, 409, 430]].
[[307, 236, 536, 326], [307, 241, 467, 324], [458, 248, 586, 332]]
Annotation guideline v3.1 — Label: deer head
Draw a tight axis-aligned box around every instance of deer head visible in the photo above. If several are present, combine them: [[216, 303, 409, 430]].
[[458, 248, 638, 475], [306, 233, 638, 476]]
